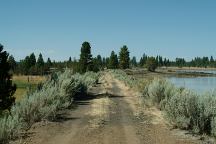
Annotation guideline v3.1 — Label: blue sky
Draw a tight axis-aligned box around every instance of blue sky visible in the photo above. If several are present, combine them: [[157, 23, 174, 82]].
[[0, 0, 216, 61]]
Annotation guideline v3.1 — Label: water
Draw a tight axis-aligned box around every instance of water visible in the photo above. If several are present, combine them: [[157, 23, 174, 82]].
[[168, 76, 216, 93]]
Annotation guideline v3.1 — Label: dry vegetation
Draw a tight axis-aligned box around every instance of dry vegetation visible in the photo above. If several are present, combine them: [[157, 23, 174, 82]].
[[12, 75, 46, 101]]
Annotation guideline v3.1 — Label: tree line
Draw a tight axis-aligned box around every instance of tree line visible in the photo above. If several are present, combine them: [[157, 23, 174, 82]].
[[7, 42, 216, 76], [6, 42, 216, 76], [2, 41, 216, 112], [7, 42, 131, 75]]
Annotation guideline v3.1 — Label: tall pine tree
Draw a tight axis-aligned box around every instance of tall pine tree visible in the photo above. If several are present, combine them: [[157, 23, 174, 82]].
[[47, 57, 52, 67], [79, 42, 93, 73], [37, 53, 44, 68], [8, 55, 17, 73], [130, 56, 137, 67], [37, 53, 45, 75], [0, 44, 16, 112], [119, 45, 130, 69], [29, 53, 36, 66], [108, 51, 119, 69], [96, 55, 103, 70]]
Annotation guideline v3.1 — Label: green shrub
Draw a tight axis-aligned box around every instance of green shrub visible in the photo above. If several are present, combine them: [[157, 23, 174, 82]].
[[145, 78, 178, 109], [165, 89, 199, 130], [197, 92, 216, 135], [0, 114, 21, 143], [147, 78, 166, 105]]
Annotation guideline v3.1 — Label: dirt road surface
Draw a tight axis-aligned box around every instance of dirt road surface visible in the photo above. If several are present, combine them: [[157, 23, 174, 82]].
[[10, 72, 211, 144]]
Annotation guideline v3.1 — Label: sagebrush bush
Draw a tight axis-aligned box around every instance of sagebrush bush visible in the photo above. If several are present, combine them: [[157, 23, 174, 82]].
[[145, 78, 177, 109], [165, 89, 199, 130], [147, 78, 166, 106], [0, 69, 99, 143], [143, 77, 216, 136], [0, 114, 21, 143], [197, 92, 216, 135]]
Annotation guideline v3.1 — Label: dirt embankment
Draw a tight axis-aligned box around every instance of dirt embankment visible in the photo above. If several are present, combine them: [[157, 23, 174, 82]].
[[10, 72, 209, 144]]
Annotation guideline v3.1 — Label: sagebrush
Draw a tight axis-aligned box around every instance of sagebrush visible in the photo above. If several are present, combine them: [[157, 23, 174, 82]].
[[145, 78, 216, 136], [0, 69, 99, 143]]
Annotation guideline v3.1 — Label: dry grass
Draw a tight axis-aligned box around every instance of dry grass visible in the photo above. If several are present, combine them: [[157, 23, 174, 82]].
[[13, 88, 26, 101], [12, 75, 47, 84], [12, 75, 47, 101]]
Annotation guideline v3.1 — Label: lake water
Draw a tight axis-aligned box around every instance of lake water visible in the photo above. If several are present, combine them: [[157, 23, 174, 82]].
[[168, 76, 216, 93]]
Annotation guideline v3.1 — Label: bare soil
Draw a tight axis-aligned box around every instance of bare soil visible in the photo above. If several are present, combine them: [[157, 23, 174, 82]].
[[10, 72, 213, 144]]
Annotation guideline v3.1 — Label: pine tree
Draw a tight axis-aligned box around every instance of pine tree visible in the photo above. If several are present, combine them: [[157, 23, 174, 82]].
[[130, 56, 137, 67], [69, 57, 72, 62], [91, 58, 100, 72], [66, 57, 72, 67], [0, 44, 16, 112], [164, 58, 168, 67], [79, 42, 93, 73], [146, 57, 158, 72], [156, 56, 159, 66], [139, 57, 144, 67], [102, 57, 106, 68], [159, 56, 163, 67], [23, 56, 31, 75], [105, 57, 110, 68], [143, 54, 148, 66], [45, 57, 52, 71], [108, 51, 119, 69], [210, 56, 214, 67], [176, 58, 186, 68], [37, 53, 45, 75], [28, 53, 37, 75], [119, 45, 130, 69], [47, 58, 52, 67], [8, 55, 17, 73], [37, 53, 44, 68], [140, 54, 148, 67], [96, 55, 103, 70], [29, 53, 36, 67]]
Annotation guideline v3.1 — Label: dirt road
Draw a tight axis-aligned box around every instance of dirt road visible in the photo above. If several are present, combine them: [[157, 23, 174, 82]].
[[11, 72, 207, 144]]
